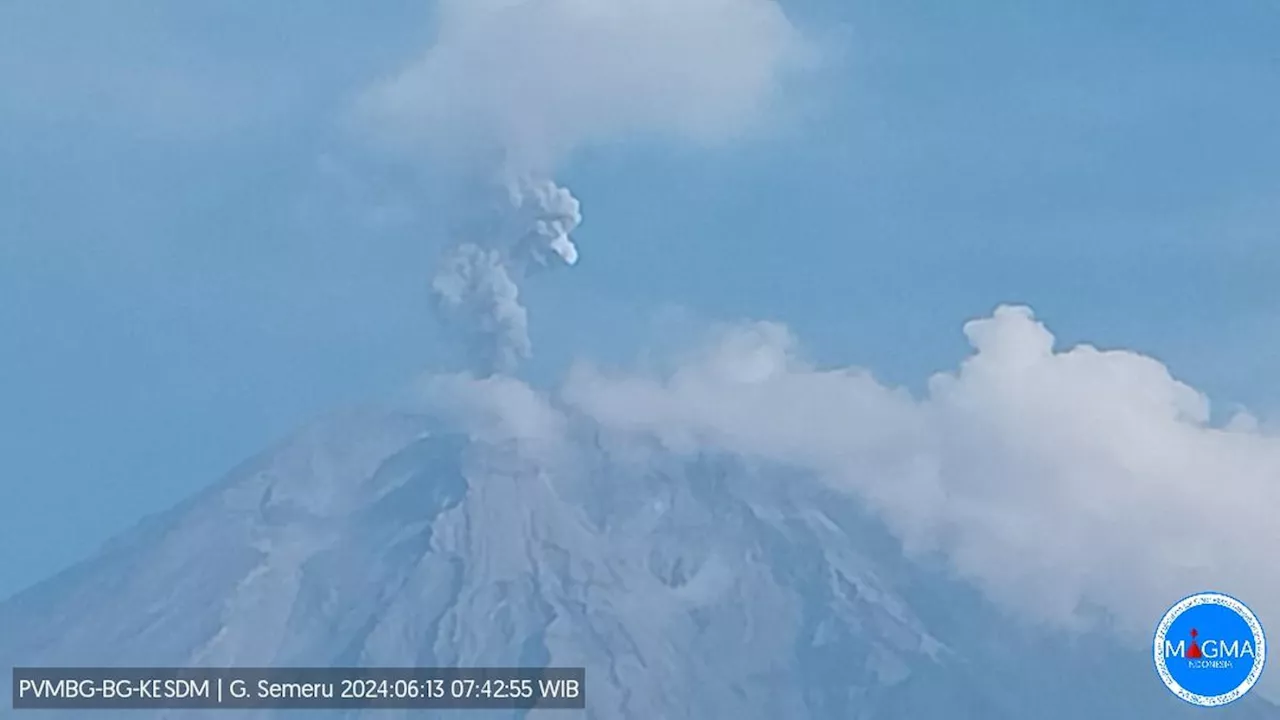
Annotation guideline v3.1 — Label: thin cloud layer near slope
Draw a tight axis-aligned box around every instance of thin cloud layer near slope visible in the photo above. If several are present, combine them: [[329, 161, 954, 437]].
[[562, 305, 1280, 652]]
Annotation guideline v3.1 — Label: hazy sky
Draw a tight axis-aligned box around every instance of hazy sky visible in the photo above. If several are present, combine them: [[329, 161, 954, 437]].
[[2, 0, 1278, 605]]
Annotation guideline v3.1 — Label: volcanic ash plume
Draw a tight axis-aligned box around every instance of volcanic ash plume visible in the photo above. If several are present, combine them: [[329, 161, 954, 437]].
[[365, 0, 809, 377], [431, 177, 583, 375]]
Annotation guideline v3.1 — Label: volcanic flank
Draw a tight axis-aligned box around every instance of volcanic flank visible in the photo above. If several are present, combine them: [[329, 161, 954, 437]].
[[2, 400, 1276, 719]]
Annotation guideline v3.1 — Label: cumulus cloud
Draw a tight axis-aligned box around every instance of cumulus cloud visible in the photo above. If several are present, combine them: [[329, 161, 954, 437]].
[[360, 0, 812, 172], [562, 305, 1280, 648]]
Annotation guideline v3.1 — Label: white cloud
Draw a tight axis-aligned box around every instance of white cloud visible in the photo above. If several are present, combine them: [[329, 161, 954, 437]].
[[359, 0, 813, 172], [562, 305, 1280, 652]]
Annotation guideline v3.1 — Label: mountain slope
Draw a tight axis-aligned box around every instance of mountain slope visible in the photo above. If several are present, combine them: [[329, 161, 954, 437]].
[[2, 407, 1275, 719]]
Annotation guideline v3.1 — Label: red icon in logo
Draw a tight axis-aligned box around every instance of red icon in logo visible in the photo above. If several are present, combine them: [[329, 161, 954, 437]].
[[1186, 629, 1204, 659]]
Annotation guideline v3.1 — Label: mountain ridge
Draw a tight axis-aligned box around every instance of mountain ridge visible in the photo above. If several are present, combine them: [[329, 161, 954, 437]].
[[2, 404, 1275, 719]]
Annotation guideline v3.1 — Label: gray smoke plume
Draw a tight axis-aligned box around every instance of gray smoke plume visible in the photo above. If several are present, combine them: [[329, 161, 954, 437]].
[[430, 177, 582, 375], [361, 0, 810, 375]]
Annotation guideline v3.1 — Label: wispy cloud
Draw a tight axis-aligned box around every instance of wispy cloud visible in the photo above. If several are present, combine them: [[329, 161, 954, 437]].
[[357, 0, 815, 172]]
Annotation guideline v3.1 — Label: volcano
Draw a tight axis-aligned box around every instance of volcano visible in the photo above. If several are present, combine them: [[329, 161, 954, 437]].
[[1, 398, 1275, 719]]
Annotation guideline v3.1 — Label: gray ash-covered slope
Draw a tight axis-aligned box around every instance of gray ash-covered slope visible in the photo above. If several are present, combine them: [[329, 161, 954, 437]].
[[1, 408, 1275, 719]]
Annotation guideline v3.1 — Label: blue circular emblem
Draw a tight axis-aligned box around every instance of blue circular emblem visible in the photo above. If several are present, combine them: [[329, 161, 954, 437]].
[[1154, 592, 1267, 706]]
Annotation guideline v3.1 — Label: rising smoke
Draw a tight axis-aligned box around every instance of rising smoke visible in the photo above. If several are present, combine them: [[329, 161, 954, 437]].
[[361, 0, 810, 374], [429, 177, 582, 374]]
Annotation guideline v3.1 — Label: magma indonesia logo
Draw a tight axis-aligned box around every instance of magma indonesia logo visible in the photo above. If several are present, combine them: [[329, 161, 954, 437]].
[[1154, 592, 1267, 707]]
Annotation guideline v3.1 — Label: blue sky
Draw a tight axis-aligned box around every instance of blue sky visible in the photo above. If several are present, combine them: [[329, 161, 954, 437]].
[[2, 0, 1278, 600]]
